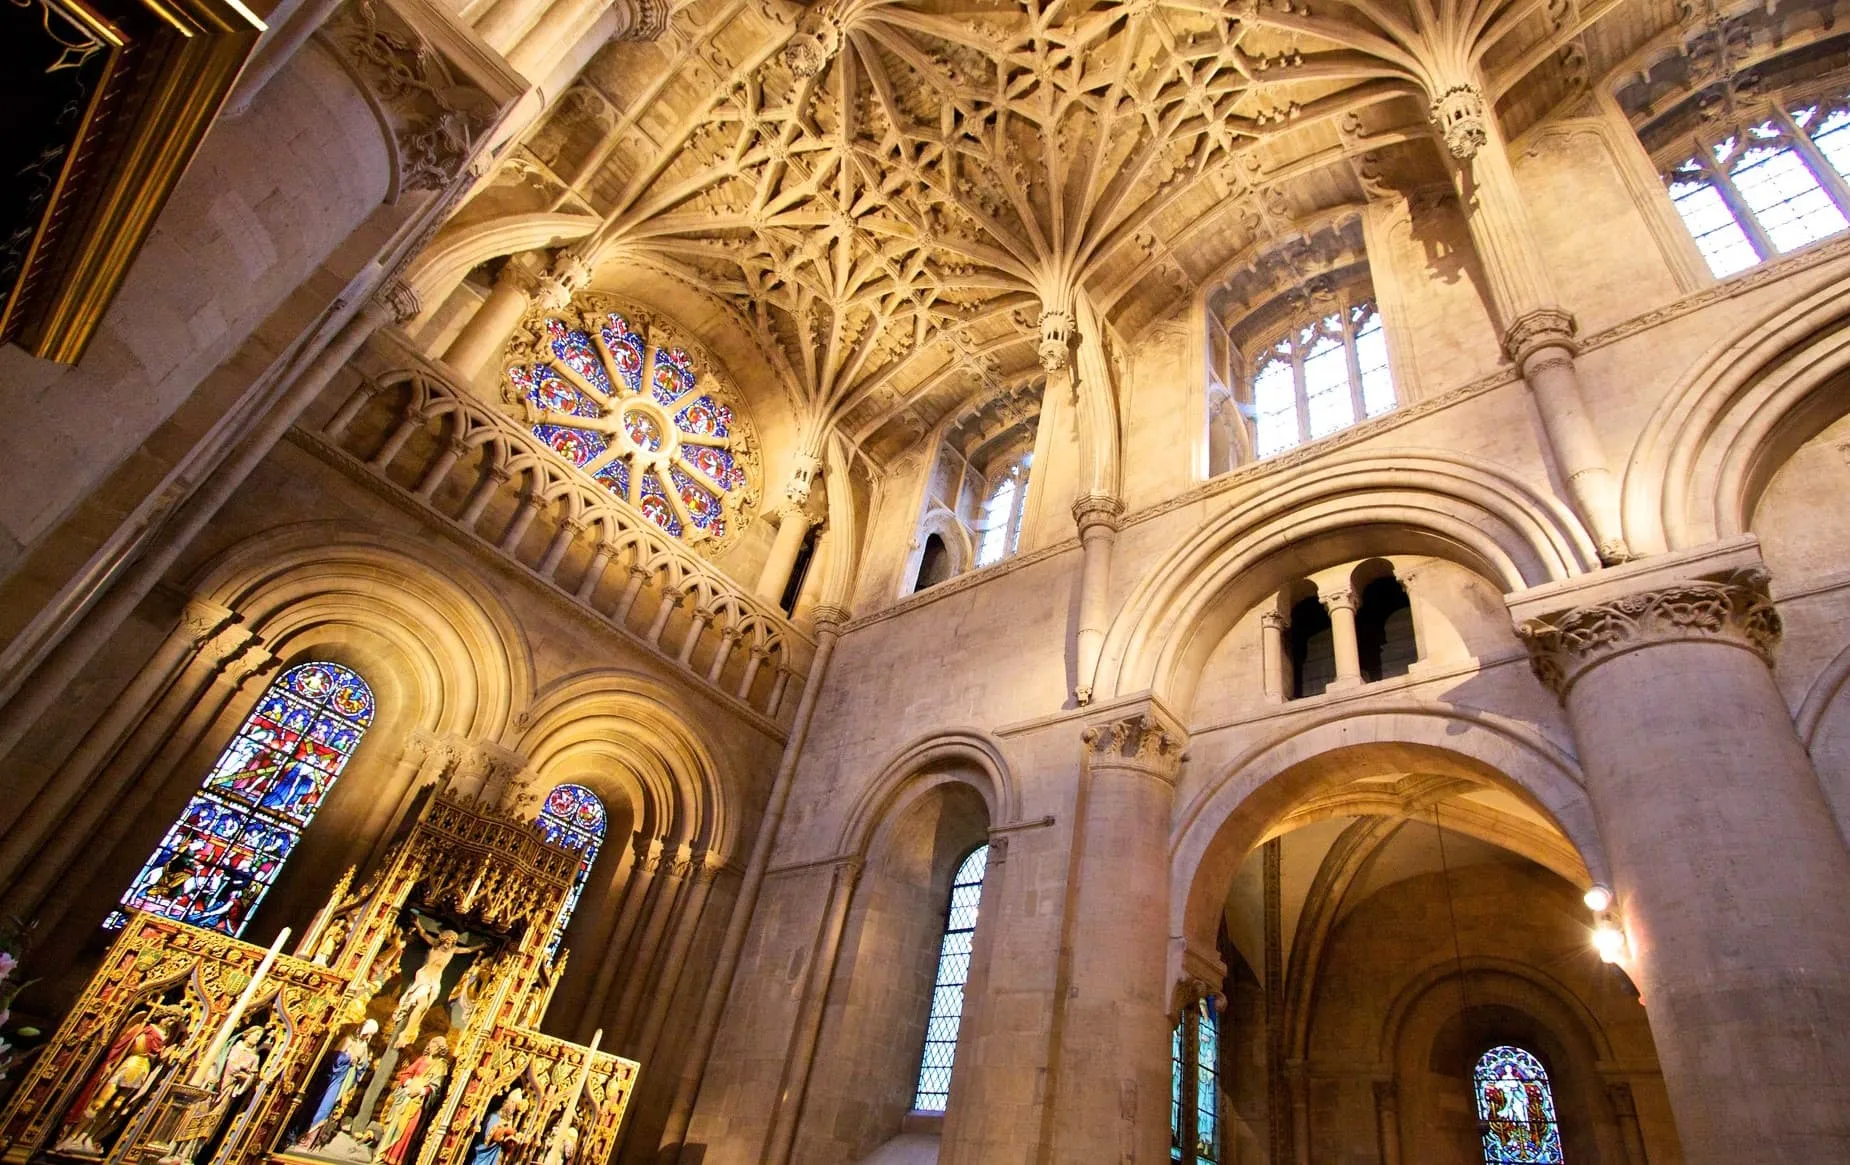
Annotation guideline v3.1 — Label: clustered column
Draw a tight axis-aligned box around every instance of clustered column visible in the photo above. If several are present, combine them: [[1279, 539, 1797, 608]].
[[1516, 563, 1850, 1164]]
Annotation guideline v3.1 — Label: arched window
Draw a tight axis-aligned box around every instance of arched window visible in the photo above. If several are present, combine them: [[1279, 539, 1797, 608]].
[[1474, 1046, 1564, 1164], [534, 783, 607, 955], [1247, 298, 1395, 459], [975, 455, 1031, 567], [1356, 574, 1417, 682], [1171, 997, 1221, 1163], [1288, 595, 1335, 699], [913, 843, 989, 1113], [915, 534, 953, 591], [110, 662, 374, 936], [505, 304, 758, 548]]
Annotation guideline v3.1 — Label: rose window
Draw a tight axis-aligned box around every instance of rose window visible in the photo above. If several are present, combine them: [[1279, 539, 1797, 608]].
[[504, 301, 759, 546]]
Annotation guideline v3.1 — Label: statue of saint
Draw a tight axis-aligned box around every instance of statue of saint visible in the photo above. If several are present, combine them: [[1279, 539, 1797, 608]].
[[53, 1009, 185, 1156], [466, 1087, 527, 1165], [389, 919, 486, 1048], [370, 1037, 449, 1165], [538, 1113, 579, 1165], [447, 961, 488, 1032], [296, 1019, 379, 1148], [311, 916, 352, 967], [185, 1023, 270, 1164]]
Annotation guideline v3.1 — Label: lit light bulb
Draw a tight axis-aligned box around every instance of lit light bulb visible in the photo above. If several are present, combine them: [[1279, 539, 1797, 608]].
[[1592, 921, 1625, 963], [1583, 884, 1613, 913]]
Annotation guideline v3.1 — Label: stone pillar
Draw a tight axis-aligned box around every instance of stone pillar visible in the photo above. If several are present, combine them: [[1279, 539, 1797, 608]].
[[1373, 1080, 1401, 1165], [1515, 558, 1850, 1164], [1606, 1081, 1650, 1165], [755, 504, 815, 604], [578, 835, 664, 1041], [1260, 610, 1289, 703], [1325, 589, 1362, 689], [633, 856, 723, 1065], [1427, 76, 1628, 563], [1071, 494, 1124, 705], [1047, 707, 1185, 1164], [763, 855, 863, 1165], [441, 249, 582, 380]]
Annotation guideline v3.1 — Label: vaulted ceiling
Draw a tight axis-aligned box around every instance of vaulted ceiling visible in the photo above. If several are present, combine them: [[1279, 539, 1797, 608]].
[[470, 0, 1804, 469]]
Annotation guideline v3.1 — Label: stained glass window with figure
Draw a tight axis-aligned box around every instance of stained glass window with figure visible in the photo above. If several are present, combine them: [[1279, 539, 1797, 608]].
[[913, 844, 989, 1113], [110, 662, 374, 936], [534, 783, 607, 956], [1474, 1045, 1565, 1164], [1170, 996, 1221, 1163]]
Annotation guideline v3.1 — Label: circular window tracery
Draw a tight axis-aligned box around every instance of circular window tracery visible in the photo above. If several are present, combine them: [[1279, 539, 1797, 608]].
[[503, 298, 760, 549]]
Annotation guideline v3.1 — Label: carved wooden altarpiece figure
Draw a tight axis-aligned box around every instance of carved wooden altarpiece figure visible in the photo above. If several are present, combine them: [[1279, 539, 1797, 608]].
[[0, 792, 639, 1165]]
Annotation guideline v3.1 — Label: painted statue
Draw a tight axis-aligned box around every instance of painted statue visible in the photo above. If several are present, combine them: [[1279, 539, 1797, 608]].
[[312, 916, 352, 967], [389, 919, 486, 1047], [185, 1023, 270, 1164], [53, 1009, 185, 1156], [538, 1114, 578, 1165], [370, 1036, 449, 1165], [448, 961, 488, 1032], [466, 1087, 527, 1165], [297, 1019, 378, 1148]]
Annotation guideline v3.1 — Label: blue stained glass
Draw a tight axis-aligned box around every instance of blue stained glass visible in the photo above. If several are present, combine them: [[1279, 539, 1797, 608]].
[[518, 317, 748, 540], [1474, 1046, 1565, 1164], [534, 783, 606, 956], [110, 663, 373, 937], [913, 844, 989, 1113]]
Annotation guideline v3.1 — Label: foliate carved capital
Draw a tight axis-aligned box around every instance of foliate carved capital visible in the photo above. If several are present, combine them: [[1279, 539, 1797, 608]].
[[225, 645, 278, 686], [1260, 610, 1290, 632], [1038, 309, 1077, 372], [614, 0, 668, 39], [784, 452, 824, 506], [198, 623, 260, 669], [1071, 493, 1124, 533], [1504, 306, 1578, 366], [1082, 712, 1186, 782], [181, 600, 238, 647], [1323, 589, 1358, 615], [1429, 82, 1489, 161], [1515, 567, 1781, 698]]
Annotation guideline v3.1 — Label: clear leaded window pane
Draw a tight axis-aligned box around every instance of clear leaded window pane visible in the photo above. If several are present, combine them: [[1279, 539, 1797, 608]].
[[1728, 127, 1848, 252], [110, 662, 375, 935], [913, 844, 989, 1112], [1353, 307, 1395, 418], [976, 475, 1018, 567], [1667, 167, 1760, 277], [1301, 322, 1354, 439], [1240, 298, 1395, 463], [1474, 1046, 1565, 1164], [1809, 106, 1850, 180], [1251, 348, 1299, 458]]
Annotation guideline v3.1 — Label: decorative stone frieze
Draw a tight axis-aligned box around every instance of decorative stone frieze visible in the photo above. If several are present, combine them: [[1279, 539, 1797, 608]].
[[1503, 305, 1579, 365], [1429, 82, 1489, 160], [1516, 567, 1781, 698], [1081, 712, 1186, 782]]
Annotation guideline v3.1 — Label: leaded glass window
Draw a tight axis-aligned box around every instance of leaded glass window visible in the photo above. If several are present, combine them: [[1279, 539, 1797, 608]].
[[504, 303, 758, 548], [109, 662, 374, 936], [534, 783, 607, 956], [1655, 91, 1850, 277], [1474, 1046, 1565, 1164], [975, 457, 1031, 568], [913, 844, 989, 1113], [1246, 299, 1396, 460], [1170, 997, 1221, 1164]]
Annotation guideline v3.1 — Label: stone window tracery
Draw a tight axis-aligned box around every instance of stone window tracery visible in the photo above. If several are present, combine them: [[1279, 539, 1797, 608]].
[[108, 662, 375, 936], [912, 843, 989, 1113], [533, 782, 606, 956], [1474, 1045, 1564, 1164], [906, 388, 1041, 594], [503, 297, 761, 551]]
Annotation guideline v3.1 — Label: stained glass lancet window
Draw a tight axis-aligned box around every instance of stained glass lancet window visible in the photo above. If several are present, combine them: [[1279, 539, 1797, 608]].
[[1474, 1045, 1565, 1164], [1171, 997, 1221, 1163], [913, 843, 989, 1113], [534, 783, 607, 955], [504, 302, 758, 547], [109, 662, 374, 935]]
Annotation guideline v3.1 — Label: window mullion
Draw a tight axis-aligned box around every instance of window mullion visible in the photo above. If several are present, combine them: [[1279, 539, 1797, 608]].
[[1783, 106, 1850, 218], [1709, 151, 1778, 260], [1341, 306, 1368, 424], [1291, 347, 1312, 449]]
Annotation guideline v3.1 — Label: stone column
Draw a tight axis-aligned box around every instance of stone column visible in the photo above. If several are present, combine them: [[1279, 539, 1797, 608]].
[[763, 855, 863, 1165], [578, 835, 664, 1041], [1515, 560, 1850, 1164], [1325, 589, 1362, 689], [1605, 1081, 1649, 1165], [755, 504, 815, 604], [441, 249, 582, 380], [1072, 494, 1124, 705], [633, 856, 723, 1065], [1427, 77, 1628, 563], [1047, 707, 1185, 1164], [1373, 1080, 1401, 1165], [1260, 611, 1289, 703]]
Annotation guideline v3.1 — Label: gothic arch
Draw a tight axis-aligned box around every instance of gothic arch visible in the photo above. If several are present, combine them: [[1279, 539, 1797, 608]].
[[1622, 276, 1850, 554], [1095, 451, 1598, 710], [511, 668, 736, 861], [188, 522, 533, 741], [1170, 707, 1605, 974]]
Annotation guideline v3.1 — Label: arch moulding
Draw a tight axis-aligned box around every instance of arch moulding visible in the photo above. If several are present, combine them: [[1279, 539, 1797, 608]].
[[835, 729, 1023, 862]]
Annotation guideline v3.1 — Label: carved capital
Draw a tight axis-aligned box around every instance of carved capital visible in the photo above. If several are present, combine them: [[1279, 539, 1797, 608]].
[[784, 452, 824, 506], [225, 645, 278, 686], [199, 623, 259, 669], [614, 0, 668, 39], [180, 599, 238, 647], [811, 603, 853, 631], [372, 278, 422, 324], [1605, 1080, 1637, 1119], [1038, 309, 1077, 372], [1323, 589, 1358, 615], [1429, 82, 1488, 160], [1082, 712, 1186, 782], [1071, 493, 1124, 533], [1504, 306, 1578, 365], [1260, 610, 1290, 632], [1516, 567, 1780, 698]]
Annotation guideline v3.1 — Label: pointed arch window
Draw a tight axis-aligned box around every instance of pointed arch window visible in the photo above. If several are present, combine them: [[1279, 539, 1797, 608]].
[[975, 456, 1031, 568], [534, 783, 607, 955], [109, 662, 374, 935], [912, 844, 989, 1113], [1474, 1045, 1565, 1164], [1170, 997, 1221, 1163]]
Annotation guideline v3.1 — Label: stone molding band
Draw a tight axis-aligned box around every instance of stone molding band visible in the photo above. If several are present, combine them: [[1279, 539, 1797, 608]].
[[1516, 567, 1781, 699]]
